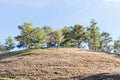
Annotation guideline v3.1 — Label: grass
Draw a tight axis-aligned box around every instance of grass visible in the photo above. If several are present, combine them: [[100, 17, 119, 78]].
[[0, 78, 11, 80], [0, 77, 28, 80], [15, 48, 58, 56], [0, 78, 27, 80], [0, 48, 120, 80]]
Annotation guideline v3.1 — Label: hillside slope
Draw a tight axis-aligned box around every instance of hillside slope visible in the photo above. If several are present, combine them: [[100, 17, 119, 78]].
[[0, 48, 120, 80]]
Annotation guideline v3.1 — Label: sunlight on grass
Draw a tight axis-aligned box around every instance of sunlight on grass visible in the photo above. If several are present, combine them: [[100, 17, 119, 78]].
[[31, 48, 58, 53], [0, 78, 13, 80], [0, 77, 28, 80], [16, 48, 58, 56]]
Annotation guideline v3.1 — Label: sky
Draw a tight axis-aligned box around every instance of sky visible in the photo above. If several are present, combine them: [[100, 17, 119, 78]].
[[0, 0, 120, 43]]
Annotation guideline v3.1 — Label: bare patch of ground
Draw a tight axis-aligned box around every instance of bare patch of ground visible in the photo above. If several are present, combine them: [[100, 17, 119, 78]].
[[0, 48, 120, 80]]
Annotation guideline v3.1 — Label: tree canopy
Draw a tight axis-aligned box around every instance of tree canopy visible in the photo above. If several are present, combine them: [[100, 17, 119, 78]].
[[1, 19, 120, 54]]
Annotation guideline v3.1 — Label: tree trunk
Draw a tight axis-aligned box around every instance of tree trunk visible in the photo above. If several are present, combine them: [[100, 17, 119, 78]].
[[77, 41, 82, 48]]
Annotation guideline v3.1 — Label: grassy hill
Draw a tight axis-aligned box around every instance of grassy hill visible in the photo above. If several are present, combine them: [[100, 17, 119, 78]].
[[0, 48, 120, 80]]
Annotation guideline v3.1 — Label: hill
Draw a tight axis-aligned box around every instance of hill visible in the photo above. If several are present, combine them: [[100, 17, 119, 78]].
[[0, 48, 120, 80]]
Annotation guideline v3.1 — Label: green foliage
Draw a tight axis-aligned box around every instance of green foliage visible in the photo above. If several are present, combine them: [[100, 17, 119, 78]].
[[86, 19, 100, 50], [114, 39, 120, 54], [106, 45, 114, 53], [55, 29, 63, 45], [100, 32, 112, 53], [61, 26, 72, 47], [0, 42, 4, 53], [71, 24, 85, 48], [43, 26, 52, 35], [15, 22, 35, 49], [15, 22, 47, 50], [1, 20, 118, 53], [5, 36, 15, 51], [0, 36, 15, 53], [33, 27, 47, 48]]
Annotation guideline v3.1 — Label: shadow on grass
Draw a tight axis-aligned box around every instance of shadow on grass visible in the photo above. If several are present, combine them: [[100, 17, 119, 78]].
[[0, 50, 30, 60], [0, 48, 57, 60], [54, 73, 120, 80]]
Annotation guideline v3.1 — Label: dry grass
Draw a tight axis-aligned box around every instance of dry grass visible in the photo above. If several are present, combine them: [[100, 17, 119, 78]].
[[0, 48, 120, 80]]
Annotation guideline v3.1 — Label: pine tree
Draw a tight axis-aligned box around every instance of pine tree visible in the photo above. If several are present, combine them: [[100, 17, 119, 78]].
[[33, 27, 47, 48], [87, 19, 100, 51], [114, 39, 120, 54], [15, 22, 35, 50], [0, 42, 3, 53], [100, 32, 112, 52], [55, 29, 63, 46], [71, 24, 85, 48], [5, 36, 15, 51], [43, 26, 52, 35], [61, 26, 72, 47]]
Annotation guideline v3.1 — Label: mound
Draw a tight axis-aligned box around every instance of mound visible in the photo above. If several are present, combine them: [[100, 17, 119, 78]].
[[0, 48, 120, 80]]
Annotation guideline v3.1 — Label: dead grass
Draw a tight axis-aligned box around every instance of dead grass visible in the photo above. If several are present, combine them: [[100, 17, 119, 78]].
[[0, 48, 120, 80]]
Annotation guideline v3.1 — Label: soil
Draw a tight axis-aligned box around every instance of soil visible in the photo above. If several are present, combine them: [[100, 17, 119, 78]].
[[0, 48, 120, 80]]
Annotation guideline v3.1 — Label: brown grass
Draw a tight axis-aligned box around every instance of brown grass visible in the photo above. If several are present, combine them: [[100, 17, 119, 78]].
[[0, 48, 120, 80]]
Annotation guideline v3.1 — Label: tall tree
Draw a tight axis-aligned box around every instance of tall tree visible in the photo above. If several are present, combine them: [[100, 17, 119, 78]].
[[33, 27, 47, 48], [5, 36, 15, 51], [87, 19, 100, 50], [100, 32, 112, 52], [114, 39, 120, 54], [55, 29, 63, 45], [61, 26, 72, 47], [47, 32, 57, 47], [71, 24, 85, 48], [15, 22, 35, 50], [0, 42, 3, 53]]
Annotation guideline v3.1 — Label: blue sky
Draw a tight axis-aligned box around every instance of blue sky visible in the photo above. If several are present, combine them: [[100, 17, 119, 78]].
[[0, 0, 120, 43]]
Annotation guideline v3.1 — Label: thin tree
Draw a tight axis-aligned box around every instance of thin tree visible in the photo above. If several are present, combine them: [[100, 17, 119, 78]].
[[100, 32, 112, 52], [61, 26, 72, 47], [86, 19, 100, 51], [114, 39, 120, 54], [71, 24, 85, 48], [5, 36, 15, 51], [33, 27, 47, 48], [55, 29, 63, 46], [15, 22, 35, 50]]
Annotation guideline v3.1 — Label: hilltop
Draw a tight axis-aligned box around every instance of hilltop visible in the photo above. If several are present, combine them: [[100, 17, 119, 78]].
[[0, 48, 120, 80]]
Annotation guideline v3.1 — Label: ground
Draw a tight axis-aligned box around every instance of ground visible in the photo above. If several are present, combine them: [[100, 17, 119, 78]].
[[0, 48, 120, 80]]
